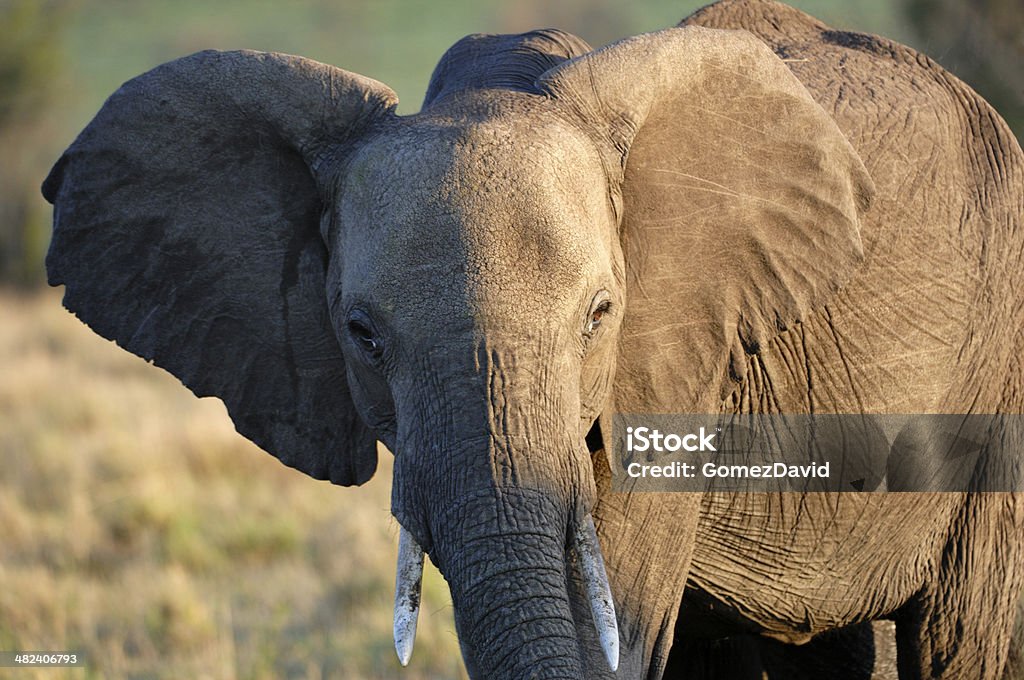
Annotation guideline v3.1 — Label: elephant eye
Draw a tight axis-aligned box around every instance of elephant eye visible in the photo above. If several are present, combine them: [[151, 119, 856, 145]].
[[585, 296, 612, 337], [347, 313, 384, 359]]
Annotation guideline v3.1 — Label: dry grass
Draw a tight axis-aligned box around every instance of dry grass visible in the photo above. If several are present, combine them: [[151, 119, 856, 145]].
[[0, 289, 465, 679]]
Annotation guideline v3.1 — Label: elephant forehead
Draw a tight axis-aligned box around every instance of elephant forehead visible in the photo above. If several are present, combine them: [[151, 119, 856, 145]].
[[339, 118, 613, 313]]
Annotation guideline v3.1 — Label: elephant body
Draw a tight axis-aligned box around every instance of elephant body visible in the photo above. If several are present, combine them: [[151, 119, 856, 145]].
[[590, 3, 1024, 677], [43, 0, 1023, 678]]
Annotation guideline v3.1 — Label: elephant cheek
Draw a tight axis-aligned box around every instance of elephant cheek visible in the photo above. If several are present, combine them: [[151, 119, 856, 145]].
[[579, 342, 617, 434]]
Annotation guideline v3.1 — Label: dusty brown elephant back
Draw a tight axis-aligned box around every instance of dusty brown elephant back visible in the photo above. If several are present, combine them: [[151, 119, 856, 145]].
[[685, 0, 1024, 417]]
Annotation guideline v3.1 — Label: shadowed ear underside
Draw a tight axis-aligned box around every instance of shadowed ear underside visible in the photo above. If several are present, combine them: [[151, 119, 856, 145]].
[[43, 50, 397, 485], [540, 26, 874, 414]]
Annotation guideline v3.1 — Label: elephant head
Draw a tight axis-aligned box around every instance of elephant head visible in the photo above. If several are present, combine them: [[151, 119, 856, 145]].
[[44, 26, 872, 678]]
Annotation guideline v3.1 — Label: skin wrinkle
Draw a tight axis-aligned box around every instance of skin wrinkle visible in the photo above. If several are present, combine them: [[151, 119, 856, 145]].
[[439, 491, 585, 675]]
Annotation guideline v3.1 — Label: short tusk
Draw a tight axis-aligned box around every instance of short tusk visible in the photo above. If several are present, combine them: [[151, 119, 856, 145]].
[[394, 525, 424, 667], [575, 514, 619, 671]]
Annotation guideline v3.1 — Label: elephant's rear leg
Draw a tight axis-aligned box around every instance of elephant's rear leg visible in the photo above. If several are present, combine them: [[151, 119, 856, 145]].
[[894, 493, 1024, 679]]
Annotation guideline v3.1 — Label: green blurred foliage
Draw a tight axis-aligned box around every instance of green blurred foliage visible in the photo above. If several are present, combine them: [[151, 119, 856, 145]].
[[0, 1, 62, 125], [0, 0, 67, 287], [903, 0, 1024, 139]]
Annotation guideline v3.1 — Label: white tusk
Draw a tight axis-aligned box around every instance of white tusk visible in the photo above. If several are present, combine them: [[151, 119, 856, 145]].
[[394, 525, 424, 667], [575, 514, 619, 672]]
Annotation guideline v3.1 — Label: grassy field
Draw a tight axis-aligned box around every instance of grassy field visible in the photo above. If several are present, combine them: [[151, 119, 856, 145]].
[[0, 289, 465, 679]]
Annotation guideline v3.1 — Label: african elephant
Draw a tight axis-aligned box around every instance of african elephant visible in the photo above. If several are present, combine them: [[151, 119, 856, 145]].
[[42, 0, 1024, 678]]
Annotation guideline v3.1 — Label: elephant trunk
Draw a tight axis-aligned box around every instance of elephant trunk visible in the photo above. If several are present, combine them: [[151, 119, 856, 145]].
[[393, 508, 618, 675], [434, 489, 585, 679], [389, 345, 618, 676]]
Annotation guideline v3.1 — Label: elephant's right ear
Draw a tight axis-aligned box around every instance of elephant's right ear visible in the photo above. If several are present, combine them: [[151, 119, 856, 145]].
[[540, 27, 873, 413], [43, 50, 398, 485]]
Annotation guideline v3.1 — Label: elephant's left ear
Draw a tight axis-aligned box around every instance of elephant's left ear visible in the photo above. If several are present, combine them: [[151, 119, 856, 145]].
[[540, 26, 873, 411]]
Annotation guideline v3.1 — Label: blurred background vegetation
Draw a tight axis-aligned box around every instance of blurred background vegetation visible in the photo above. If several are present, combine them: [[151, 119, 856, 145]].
[[0, 1, 1020, 678]]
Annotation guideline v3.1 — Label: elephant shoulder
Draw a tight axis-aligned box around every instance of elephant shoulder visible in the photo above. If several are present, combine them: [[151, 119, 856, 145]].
[[681, 1, 1021, 175], [680, 0, 932, 101], [684, 0, 1023, 250], [422, 29, 592, 109]]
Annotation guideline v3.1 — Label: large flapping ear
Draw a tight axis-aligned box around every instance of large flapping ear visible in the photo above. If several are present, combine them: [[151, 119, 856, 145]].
[[43, 50, 397, 485], [539, 26, 873, 414]]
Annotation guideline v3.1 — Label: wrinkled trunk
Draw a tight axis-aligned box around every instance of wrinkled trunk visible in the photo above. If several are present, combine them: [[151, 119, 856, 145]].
[[393, 466, 621, 678], [435, 489, 584, 679], [389, 343, 616, 678]]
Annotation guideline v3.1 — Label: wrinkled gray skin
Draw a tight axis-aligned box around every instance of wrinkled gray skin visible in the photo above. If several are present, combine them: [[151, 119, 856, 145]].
[[42, 1, 1024, 678]]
